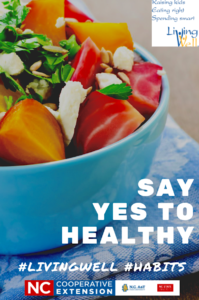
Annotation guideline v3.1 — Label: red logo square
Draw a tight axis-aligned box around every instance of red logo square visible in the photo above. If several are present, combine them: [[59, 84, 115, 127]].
[[157, 284, 174, 292], [25, 280, 54, 296]]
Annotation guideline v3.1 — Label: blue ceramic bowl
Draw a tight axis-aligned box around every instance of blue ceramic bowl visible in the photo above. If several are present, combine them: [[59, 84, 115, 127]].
[[0, 43, 170, 255]]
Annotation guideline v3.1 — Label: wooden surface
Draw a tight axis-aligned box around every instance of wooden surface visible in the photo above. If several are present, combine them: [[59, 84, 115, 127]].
[[83, 0, 199, 298], [84, 0, 199, 143]]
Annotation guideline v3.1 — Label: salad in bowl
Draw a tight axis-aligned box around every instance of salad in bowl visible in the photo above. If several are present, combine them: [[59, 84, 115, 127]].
[[0, 0, 164, 166]]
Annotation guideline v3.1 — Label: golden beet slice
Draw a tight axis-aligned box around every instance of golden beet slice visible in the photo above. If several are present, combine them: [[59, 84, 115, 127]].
[[0, 99, 65, 165], [23, 0, 66, 46], [67, 22, 134, 53]]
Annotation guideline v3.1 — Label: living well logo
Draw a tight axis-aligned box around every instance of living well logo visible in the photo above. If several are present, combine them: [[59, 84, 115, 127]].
[[167, 27, 198, 47]]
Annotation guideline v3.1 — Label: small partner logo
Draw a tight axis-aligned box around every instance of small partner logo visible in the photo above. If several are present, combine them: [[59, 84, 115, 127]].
[[122, 284, 128, 292], [167, 27, 198, 47]]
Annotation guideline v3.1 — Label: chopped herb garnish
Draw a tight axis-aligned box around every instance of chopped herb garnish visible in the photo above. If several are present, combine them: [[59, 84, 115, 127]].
[[51, 64, 74, 84], [41, 51, 68, 73], [51, 67, 61, 84], [0, 40, 27, 53], [15, 93, 43, 105], [17, 36, 52, 48], [25, 69, 52, 83], [60, 35, 81, 58], [0, 36, 53, 53], [0, 0, 78, 104], [0, 66, 25, 94], [19, 33, 52, 44], [4, 95, 13, 110], [0, 0, 30, 27], [16, 37, 40, 50], [97, 83, 133, 100], [61, 64, 75, 82]]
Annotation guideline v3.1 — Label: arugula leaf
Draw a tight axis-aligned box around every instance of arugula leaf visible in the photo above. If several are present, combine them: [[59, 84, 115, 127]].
[[15, 93, 43, 104], [31, 93, 43, 103], [52, 67, 61, 84], [17, 35, 52, 47], [97, 83, 133, 100], [15, 94, 27, 104], [42, 52, 68, 73], [61, 64, 74, 82], [19, 33, 52, 44], [0, 24, 7, 33], [0, 36, 53, 53], [51, 64, 74, 84], [15, 5, 29, 25], [3, 0, 20, 10], [16, 37, 40, 50], [0, 66, 26, 94], [0, 23, 19, 42], [4, 95, 13, 110], [25, 69, 52, 83], [0, 40, 26, 53], [0, 0, 30, 26], [60, 35, 81, 58]]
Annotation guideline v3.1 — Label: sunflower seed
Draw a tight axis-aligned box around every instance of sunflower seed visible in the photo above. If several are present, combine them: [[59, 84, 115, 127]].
[[32, 71, 51, 78], [100, 63, 110, 69], [105, 67, 113, 73], [100, 47, 109, 64], [107, 50, 114, 66], [43, 45, 68, 54], [16, 28, 23, 34], [30, 60, 42, 72], [117, 72, 131, 85]]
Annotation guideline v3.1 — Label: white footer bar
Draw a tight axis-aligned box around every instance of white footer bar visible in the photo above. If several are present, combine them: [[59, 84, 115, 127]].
[[115, 280, 180, 296]]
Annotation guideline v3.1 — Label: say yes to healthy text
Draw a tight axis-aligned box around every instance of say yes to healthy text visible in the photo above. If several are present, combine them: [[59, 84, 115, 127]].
[[62, 179, 195, 245]]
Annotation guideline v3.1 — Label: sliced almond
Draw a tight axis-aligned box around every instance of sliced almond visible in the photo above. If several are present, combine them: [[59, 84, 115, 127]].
[[117, 72, 131, 85], [65, 18, 78, 23], [44, 103, 58, 111], [16, 28, 23, 34], [32, 71, 51, 78], [100, 63, 110, 69], [100, 47, 109, 64], [86, 86, 93, 95], [30, 60, 42, 72], [105, 67, 113, 73], [43, 45, 68, 54], [107, 50, 114, 66]]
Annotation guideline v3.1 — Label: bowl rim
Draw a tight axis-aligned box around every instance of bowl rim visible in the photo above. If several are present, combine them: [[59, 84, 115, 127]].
[[0, 42, 170, 173]]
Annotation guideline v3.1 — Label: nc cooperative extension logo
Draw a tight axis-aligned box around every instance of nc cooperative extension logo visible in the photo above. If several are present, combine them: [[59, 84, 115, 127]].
[[24, 280, 180, 296], [167, 27, 198, 47], [25, 280, 115, 296]]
